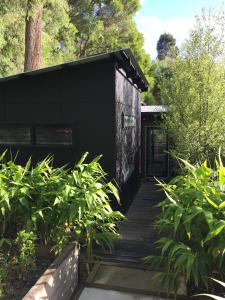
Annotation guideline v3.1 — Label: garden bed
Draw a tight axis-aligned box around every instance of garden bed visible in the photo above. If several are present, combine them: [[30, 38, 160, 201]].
[[0, 152, 123, 299], [0, 241, 79, 299], [23, 242, 79, 300], [1, 255, 52, 300]]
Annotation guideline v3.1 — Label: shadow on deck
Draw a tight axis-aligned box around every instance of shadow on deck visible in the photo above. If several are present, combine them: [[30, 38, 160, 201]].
[[95, 179, 164, 264], [73, 180, 187, 299]]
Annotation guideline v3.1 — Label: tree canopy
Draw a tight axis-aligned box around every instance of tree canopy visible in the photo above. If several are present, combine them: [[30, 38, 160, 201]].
[[160, 8, 225, 163], [0, 0, 152, 86], [156, 32, 178, 60], [0, 0, 77, 75]]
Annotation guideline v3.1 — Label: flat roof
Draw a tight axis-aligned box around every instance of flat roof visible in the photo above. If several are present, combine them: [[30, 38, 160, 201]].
[[0, 49, 148, 92], [141, 105, 168, 113]]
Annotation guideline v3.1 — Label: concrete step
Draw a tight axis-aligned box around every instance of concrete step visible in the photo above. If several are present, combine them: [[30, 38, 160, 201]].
[[76, 261, 187, 300], [78, 287, 168, 300]]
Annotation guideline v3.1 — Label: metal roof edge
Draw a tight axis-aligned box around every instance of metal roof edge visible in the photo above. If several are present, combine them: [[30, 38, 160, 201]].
[[112, 49, 148, 92], [0, 49, 149, 92], [141, 105, 168, 113]]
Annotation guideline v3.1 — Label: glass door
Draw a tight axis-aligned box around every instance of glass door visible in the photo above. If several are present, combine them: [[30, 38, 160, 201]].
[[146, 127, 168, 178]]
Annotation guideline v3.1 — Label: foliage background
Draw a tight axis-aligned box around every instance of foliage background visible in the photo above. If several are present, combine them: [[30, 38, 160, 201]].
[[158, 9, 225, 163], [0, 0, 154, 102]]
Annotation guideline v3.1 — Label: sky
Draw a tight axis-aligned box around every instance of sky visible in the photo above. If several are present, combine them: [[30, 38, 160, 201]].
[[135, 0, 224, 58]]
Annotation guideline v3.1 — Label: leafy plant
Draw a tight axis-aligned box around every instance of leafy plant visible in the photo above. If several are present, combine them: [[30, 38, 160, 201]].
[[51, 152, 124, 259], [15, 230, 37, 270], [159, 8, 225, 164], [145, 153, 225, 295], [53, 228, 71, 255], [0, 151, 124, 260]]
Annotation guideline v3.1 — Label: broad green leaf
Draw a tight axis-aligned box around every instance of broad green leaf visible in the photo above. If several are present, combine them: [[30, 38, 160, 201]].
[[204, 220, 225, 243], [156, 237, 171, 245], [178, 157, 195, 171], [1, 207, 5, 216], [162, 239, 174, 255], [206, 196, 218, 209], [0, 150, 7, 162], [192, 257, 199, 286], [169, 243, 189, 259], [174, 208, 182, 233], [19, 198, 29, 209], [204, 211, 213, 227], [53, 197, 61, 205], [219, 166, 225, 184], [108, 182, 120, 203], [90, 155, 102, 164], [219, 201, 225, 209], [184, 220, 191, 239], [203, 161, 207, 168], [186, 253, 195, 281], [76, 152, 89, 166], [165, 191, 177, 205], [174, 253, 188, 270], [184, 206, 202, 225]]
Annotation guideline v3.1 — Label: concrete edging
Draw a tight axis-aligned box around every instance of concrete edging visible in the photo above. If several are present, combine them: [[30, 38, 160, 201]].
[[23, 241, 80, 300]]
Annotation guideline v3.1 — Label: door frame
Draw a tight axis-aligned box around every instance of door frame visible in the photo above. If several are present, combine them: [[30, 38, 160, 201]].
[[144, 125, 169, 179]]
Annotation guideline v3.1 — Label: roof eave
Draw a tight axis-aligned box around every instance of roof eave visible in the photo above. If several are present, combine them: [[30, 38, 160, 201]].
[[0, 49, 149, 92]]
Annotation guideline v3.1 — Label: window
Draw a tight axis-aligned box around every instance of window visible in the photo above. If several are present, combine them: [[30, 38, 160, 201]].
[[0, 126, 31, 144], [35, 126, 72, 145], [123, 115, 136, 128], [0, 125, 73, 146]]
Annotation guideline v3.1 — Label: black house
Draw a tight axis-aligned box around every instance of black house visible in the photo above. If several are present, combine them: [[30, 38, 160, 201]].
[[0, 49, 148, 206]]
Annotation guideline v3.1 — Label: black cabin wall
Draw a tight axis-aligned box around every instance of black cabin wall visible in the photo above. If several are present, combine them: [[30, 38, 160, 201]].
[[0, 59, 115, 177], [0, 56, 143, 210], [115, 69, 141, 211]]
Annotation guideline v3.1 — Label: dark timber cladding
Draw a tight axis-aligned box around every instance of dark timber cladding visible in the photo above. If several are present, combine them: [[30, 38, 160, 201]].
[[0, 49, 148, 207]]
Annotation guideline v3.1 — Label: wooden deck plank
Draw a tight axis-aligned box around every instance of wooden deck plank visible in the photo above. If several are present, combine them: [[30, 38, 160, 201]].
[[94, 180, 164, 263]]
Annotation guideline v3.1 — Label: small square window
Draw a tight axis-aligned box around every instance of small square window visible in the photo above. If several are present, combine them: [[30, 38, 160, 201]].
[[0, 126, 31, 144], [35, 126, 72, 145], [123, 115, 136, 128]]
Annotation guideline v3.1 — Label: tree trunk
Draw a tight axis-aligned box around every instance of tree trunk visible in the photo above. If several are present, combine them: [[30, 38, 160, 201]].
[[24, 2, 43, 72]]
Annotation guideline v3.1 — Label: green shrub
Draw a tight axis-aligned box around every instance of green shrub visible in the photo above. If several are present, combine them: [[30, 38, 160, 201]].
[[15, 230, 37, 270], [50, 152, 124, 259], [0, 151, 124, 258], [145, 154, 225, 294]]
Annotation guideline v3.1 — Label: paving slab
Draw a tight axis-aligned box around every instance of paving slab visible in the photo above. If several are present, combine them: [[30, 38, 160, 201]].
[[87, 263, 186, 296], [79, 287, 167, 300], [91, 265, 157, 292]]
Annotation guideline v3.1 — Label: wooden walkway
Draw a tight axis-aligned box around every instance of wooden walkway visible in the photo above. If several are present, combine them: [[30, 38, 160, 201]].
[[96, 179, 163, 263], [73, 180, 187, 299], [73, 181, 164, 299]]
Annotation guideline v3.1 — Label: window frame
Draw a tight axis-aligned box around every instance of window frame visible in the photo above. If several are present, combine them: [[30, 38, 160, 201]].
[[35, 125, 73, 146], [122, 114, 136, 129], [0, 124, 74, 147], [0, 125, 32, 145]]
